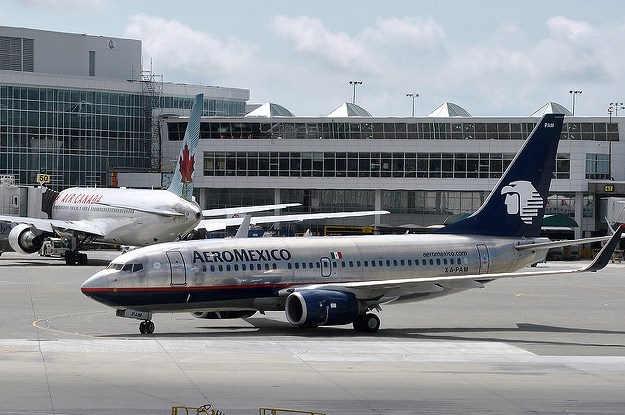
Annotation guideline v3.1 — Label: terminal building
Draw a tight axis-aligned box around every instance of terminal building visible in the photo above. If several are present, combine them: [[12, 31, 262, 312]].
[[0, 26, 248, 190], [159, 101, 624, 239], [1, 26, 624, 242]]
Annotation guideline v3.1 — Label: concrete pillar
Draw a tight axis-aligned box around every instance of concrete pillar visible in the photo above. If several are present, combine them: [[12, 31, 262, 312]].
[[575, 192, 583, 239]]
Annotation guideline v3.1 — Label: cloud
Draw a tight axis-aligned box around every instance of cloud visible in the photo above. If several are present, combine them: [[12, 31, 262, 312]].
[[547, 16, 593, 42], [271, 15, 367, 68], [363, 17, 446, 47], [124, 14, 255, 81]]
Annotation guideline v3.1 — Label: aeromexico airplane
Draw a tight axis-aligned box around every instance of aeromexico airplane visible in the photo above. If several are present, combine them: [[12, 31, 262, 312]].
[[81, 113, 623, 334]]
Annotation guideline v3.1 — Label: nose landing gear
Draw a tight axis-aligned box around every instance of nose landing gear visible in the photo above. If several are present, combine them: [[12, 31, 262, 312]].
[[139, 320, 155, 335]]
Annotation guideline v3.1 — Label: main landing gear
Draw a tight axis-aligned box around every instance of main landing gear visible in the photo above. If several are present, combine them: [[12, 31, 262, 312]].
[[139, 320, 155, 335], [64, 232, 93, 265], [353, 313, 381, 333]]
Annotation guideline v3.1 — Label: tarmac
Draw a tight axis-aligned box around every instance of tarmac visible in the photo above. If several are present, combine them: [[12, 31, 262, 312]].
[[1, 249, 625, 414]]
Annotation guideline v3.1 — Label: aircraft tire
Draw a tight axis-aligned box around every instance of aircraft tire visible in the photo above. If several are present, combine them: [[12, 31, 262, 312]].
[[139, 321, 155, 335], [353, 313, 380, 333], [65, 251, 76, 265], [77, 253, 88, 265]]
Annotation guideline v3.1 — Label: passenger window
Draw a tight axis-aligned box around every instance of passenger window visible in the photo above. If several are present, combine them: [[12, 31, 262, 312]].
[[393, 260, 398, 266], [349, 261, 354, 267], [429, 259, 434, 266], [295, 263, 299, 269], [264, 263, 269, 270], [357, 261, 361, 267], [302, 262, 306, 269], [218, 265, 223, 272], [364, 261, 368, 267], [378, 260, 383, 266], [422, 259, 426, 266], [386, 260, 391, 267], [408, 260, 412, 266], [332, 262, 337, 268], [201, 265, 206, 272], [309, 262, 314, 269], [226, 265, 231, 272], [234, 264, 239, 271], [341, 261, 346, 267], [288, 263, 292, 270], [242, 264, 247, 271], [257, 264, 262, 270], [400, 260, 405, 266], [436, 259, 440, 265], [371, 261, 376, 267], [272, 263, 277, 270], [443, 259, 447, 265]]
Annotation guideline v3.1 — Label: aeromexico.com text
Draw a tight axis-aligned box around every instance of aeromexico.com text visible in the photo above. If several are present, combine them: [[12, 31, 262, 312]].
[[193, 249, 292, 263]]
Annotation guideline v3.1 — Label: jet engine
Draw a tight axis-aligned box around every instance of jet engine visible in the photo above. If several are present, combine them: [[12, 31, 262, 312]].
[[191, 310, 256, 319], [8, 224, 45, 254], [285, 290, 365, 327]]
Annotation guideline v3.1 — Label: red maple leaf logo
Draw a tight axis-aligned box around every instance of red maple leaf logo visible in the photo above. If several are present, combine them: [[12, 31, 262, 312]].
[[179, 144, 194, 183]]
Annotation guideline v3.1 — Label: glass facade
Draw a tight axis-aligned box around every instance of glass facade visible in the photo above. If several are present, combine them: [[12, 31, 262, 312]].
[[0, 86, 246, 190], [170, 120, 619, 141], [203, 151, 571, 180]]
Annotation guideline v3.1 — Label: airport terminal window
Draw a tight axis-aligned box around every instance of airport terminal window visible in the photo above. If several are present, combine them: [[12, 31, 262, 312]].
[[203, 151, 553, 180], [586, 153, 610, 179]]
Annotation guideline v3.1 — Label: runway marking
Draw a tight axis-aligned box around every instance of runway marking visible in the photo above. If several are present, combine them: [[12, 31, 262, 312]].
[[32, 311, 108, 338]]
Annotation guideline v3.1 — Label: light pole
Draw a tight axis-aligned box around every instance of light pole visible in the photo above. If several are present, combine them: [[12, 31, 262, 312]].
[[569, 90, 582, 115], [349, 80, 362, 104], [608, 102, 624, 121], [406, 93, 419, 117], [606, 102, 624, 181]]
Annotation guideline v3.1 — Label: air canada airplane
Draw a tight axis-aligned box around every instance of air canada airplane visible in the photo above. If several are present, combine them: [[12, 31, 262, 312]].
[[1, 93, 385, 264], [81, 113, 623, 335], [0, 93, 206, 265]]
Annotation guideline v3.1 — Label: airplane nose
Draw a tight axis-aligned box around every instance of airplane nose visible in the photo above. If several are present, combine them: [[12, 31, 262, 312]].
[[81, 271, 109, 294]]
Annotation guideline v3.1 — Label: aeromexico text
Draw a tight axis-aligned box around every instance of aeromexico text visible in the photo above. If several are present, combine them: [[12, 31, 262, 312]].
[[193, 249, 292, 263]]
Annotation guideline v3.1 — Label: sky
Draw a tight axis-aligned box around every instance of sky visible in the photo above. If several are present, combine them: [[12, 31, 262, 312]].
[[3, 0, 625, 117]]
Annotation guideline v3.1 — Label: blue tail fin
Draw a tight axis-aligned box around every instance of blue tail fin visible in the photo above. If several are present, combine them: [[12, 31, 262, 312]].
[[438, 113, 564, 237], [167, 93, 203, 201]]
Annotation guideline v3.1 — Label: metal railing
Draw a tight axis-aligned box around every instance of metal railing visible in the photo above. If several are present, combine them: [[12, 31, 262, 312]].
[[259, 408, 326, 415]]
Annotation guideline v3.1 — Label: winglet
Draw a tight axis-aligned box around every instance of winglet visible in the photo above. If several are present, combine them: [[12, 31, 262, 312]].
[[234, 215, 252, 239], [583, 225, 624, 272], [167, 93, 203, 201]]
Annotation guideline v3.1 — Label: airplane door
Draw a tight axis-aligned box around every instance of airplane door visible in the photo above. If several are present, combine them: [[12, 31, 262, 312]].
[[166, 251, 187, 286], [320, 257, 332, 278], [476, 244, 490, 274]]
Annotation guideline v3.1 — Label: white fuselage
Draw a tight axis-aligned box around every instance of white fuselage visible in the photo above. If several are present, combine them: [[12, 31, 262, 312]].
[[52, 187, 202, 246], [81, 233, 549, 312]]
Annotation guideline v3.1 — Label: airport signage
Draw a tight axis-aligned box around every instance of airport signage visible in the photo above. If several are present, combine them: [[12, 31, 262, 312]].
[[37, 174, 50, 184]]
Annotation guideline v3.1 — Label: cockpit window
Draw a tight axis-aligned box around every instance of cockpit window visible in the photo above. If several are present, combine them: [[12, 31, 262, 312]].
[[107, 263, 124, 270], [107, 262, 143, 273]]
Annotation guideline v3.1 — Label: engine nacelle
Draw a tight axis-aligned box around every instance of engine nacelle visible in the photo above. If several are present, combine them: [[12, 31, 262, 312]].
[[191, 310, 256, 319], [285, 290, 364, 327], [8, 224, 45, 254]]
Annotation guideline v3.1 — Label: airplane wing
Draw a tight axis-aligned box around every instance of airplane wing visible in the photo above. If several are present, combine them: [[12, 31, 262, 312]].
[[0, 214, 107, 236], [196, 210, 390, 232], [280, 225, 624, 302], [202, 203, 301, 218], [514, 235, 623, 252]]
